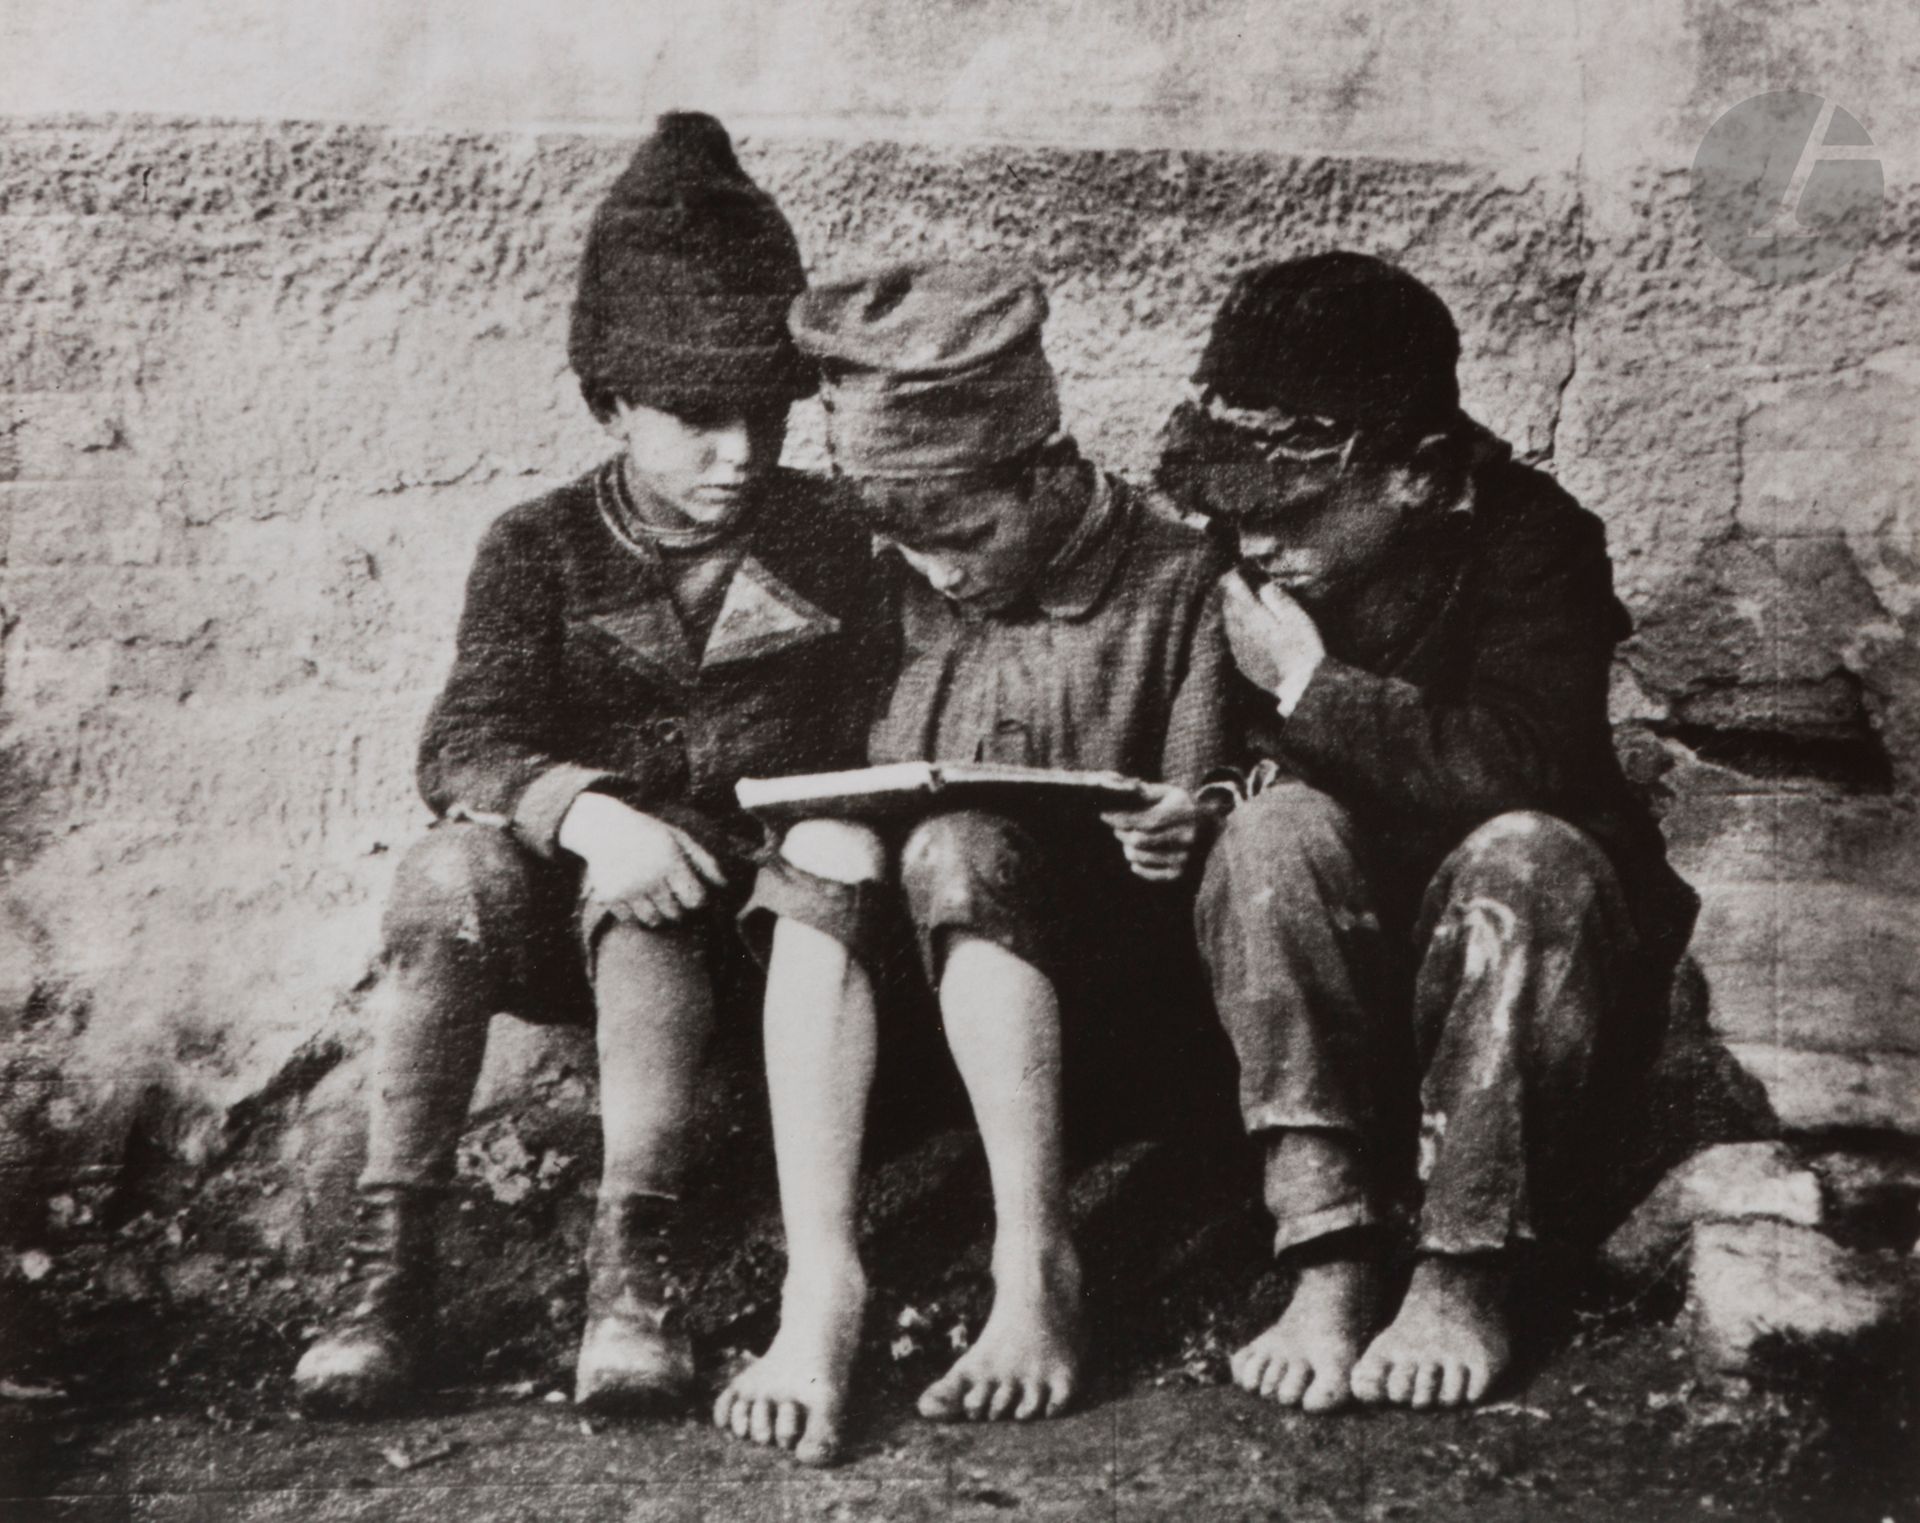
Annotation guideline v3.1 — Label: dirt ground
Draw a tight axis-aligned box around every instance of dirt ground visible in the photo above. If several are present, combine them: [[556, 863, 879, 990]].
[[4, 1041, 1916, 1522], [8, 1279, 1918, 1522]]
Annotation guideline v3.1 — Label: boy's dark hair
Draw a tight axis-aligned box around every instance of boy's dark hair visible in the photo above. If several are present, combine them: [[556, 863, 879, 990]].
[[570, 112, 812, 426]]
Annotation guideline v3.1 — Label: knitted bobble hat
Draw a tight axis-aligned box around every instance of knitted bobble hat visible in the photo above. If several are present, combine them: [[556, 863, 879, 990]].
[[568, 111, 812, 418]]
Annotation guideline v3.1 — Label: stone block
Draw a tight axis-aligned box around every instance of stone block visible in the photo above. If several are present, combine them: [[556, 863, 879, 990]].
[[1686, 1219, 1913, 1377], [1690, 880, 1920, 1054], [1602, 1142, 1823, 1282], [1740, 447, 1918, 540], [1810, 1144, 1920, 1252], [1665, 792, 1920, 893], [1744, 367, 1920, 457], [1722, 1045, 1920, 1135]]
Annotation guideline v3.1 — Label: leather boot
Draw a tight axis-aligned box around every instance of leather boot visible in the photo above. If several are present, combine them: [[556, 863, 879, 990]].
[[573, 1191, 696, 1411], [293, 1185, 437, 1413]]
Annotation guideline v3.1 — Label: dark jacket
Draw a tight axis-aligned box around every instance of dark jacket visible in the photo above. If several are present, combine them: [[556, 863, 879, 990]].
[[417, 461, 889, 859], [1225, 442, 1698, 973]]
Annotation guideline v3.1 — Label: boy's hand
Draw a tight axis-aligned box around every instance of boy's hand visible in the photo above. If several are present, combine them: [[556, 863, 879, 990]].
[[1221, 570, 1325, 708], [1102, 783, 1208, 882], [557, 791, 729, 927]]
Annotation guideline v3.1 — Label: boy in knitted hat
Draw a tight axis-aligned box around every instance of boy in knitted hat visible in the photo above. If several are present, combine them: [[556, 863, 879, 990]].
[[712, 262, 1232, 1464], [293, 113, 886, 1416], [1158, 252, 1697, 1413]]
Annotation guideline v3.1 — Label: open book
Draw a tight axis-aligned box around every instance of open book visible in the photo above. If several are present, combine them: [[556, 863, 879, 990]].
[[734, 761, 1155, 823]]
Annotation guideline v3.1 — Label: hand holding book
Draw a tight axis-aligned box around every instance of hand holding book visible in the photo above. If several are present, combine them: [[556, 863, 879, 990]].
[[1101, 781, 1210, 882], [736, 762, 1208, 881]]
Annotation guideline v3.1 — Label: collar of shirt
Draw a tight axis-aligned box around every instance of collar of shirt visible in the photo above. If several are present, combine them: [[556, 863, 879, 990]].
[[596, 456, 748, 558], [1028, 469, 1134, 620]]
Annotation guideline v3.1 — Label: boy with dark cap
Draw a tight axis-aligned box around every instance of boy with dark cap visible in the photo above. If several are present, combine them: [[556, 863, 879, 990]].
[[292, 113, 885, 1416], [1157, 251, 1698, 1413], [712, 261, 1230, 1464]]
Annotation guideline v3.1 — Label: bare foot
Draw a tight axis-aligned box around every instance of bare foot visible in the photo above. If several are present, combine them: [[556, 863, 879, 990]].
[[1231, 1252, 1385, 1413], [918, 1244, 1084, 1423], [713, 1261, 867, 1465], [1350, 1254, 1511, 1409]]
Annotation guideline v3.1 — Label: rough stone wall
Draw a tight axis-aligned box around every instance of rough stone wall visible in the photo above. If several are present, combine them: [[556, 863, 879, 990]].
[[2, 0, 1918, 1248]]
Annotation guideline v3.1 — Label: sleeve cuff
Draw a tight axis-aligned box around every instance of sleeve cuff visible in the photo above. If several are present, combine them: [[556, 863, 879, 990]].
[[1196, 774, 1247, 814], [512, 763, 614, 858]]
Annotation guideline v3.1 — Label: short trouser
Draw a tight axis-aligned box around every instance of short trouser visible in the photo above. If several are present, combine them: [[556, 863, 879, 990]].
[[743, 806, 1232, 1147], [381, 816, 761, 1030]]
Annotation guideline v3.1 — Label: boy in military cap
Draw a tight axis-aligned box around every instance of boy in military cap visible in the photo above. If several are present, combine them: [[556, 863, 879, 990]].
[[293, 113, 885, 1416], [712, 261, 1229, 1463], [1158, 252, 1697, 1413]]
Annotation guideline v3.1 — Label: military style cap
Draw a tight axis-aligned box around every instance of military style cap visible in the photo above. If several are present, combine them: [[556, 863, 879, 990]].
[[789, 261, 1062, 477], [568, 112, 811, 417], [1195, 252, 1461, 430]]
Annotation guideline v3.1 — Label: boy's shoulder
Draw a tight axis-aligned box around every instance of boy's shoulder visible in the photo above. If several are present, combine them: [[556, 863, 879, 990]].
[[1107, 471, 1233, 594], [470, 467, 605, 564]]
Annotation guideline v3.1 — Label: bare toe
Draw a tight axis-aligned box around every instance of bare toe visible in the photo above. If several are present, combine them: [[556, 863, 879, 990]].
[[917, 1370, 966, 1422], [794, 1412, 842, 1467], [1410, 1363, 1440, 1410], [1385, 1356, 1416, 1406], [1301, 1365, 1349, 1414], [1274, 1361, 1311, 1406], [1350, 1348, 1388, 1403], [1464, 1360, 1492, 1404], [991, 1379, 1025, 1421], [1438, 1361, 1468, 1407]]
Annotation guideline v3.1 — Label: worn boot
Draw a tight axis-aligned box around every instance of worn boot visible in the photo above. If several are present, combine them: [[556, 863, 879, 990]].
[[293, 1185, 437, 1413], [574, 1191, 696, 1411]]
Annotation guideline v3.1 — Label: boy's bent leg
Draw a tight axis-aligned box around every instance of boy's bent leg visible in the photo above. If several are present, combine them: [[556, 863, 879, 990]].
[[716, 820, 888, 1465], [1194, 785, 1404, 1412], [900, 811, 1082, 1424], [362, 824, 545, 1190], [575, 918, 718, 1410], [299, 823, 547, 1412], [1353, 811, 1635, 1409]]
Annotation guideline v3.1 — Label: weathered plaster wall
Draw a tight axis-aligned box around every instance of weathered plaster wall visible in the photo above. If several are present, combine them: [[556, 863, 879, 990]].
[[2, 0, 1918, 1245]]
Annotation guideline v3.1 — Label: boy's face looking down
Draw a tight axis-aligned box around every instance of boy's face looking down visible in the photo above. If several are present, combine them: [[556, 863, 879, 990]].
[[1228, 455, 1430, 606], [607, 397, 788, 530], [860, 469, 1077, 614], [1159, 397, 1456, 608]]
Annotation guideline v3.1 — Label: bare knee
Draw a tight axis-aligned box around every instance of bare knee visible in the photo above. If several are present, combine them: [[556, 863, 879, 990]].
[[781, 819, 888, 885]]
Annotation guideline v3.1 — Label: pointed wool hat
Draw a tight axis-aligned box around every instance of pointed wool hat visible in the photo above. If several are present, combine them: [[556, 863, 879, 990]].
[[568, 112, 812, 416]]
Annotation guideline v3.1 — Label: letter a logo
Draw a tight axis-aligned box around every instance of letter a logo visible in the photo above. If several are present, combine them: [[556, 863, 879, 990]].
[[1692, 91, 1883, 285]]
